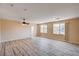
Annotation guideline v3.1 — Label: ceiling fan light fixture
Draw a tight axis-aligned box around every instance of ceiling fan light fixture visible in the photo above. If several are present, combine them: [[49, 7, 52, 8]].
[[22, 21, 26, 24], [22, 18, 30, 25]]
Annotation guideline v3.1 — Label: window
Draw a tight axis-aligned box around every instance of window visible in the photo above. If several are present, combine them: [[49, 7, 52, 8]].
[[59, 23, 65, 34], [53, 24, 60, 34], [53, 23, 65, 35], [40, 24, 47, 33]]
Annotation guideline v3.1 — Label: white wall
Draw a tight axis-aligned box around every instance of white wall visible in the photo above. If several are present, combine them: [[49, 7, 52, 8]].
[[31, 24, 37, 38], [1, 20, 32, 42]]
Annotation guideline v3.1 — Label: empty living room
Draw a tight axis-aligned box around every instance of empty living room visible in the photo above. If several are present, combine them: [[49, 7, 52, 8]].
[[0, 3, 79, 56]]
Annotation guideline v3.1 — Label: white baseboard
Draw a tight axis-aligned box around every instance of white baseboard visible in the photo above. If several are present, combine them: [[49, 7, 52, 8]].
[[0, 37, 31, 43]]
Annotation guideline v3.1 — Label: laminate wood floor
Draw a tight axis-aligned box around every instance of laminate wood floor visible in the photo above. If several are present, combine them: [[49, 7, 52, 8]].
[[0, 37, 79, 56]]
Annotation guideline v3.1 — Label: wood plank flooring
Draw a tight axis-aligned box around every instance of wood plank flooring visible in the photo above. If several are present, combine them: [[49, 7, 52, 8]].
[[0, 37, 79, 56]]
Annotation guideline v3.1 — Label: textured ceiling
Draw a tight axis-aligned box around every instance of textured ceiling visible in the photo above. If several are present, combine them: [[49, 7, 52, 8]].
[[0, 3, 79, 24]]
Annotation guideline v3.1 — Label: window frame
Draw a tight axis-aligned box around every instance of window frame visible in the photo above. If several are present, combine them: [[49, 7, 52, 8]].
[[53, 23, 65, 35], [40, 24, 48, 33]]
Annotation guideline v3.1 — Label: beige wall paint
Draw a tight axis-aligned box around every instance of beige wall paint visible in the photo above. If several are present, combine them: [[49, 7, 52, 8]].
[[0, 20, 1, 42], [37, 18, 79, 44], [37, 21, 66, 41], [68, 19, 79, 44], [0, 19, 32, 42]]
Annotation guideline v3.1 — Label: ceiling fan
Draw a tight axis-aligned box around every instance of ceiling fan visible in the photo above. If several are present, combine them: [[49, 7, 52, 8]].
[[22, 18, 30, 25], [10, 4, 30, 25]]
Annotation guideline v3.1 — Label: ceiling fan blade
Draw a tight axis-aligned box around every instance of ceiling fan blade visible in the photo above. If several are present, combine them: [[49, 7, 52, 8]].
[[22, 21, 29, 25], [25, 22, 30, 25]]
